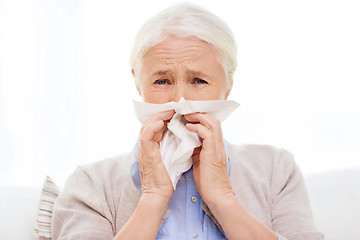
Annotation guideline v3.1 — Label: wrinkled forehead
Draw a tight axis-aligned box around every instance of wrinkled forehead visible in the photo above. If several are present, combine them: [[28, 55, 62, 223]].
[[144, 36, 222, 64], [135, 35, 226, 75]]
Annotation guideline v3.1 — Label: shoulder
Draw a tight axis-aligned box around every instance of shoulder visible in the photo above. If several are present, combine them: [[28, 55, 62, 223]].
[[59, 151, 136, 204], [228, 142, 305, 195], [228, 143, 295, 171], [228, 143, 300, 188], [52, 151, 138, 238], [78, 151, 133, 183]]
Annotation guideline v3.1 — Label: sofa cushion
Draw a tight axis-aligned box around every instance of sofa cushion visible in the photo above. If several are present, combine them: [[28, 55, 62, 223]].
[[34, 176, 60, 240]]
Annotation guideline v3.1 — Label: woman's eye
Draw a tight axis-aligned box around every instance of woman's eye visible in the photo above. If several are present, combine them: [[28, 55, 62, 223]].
[[154, 79, 170, 85], [193, 78, 208, 84]]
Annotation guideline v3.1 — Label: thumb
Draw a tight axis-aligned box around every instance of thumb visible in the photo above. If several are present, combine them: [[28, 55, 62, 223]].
[[192, 147, 201, 166]]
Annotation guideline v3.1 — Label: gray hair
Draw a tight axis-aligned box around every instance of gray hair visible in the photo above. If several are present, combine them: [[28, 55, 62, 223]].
[[129, 3, 237, 91]]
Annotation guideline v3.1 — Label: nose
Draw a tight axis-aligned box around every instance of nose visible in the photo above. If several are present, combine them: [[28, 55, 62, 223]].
[[170, 84, 185, 102]]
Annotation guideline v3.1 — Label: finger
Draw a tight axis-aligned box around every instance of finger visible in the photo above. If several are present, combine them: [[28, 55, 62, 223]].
[[148, 109, 175, 123], [140, 120, 166, 142], [192, 146, 201, 165], [184, 112, 220, 131], [186, 122, 212, 140], [140, 110, 175, 142], [141, 110, 175, 130], [141, 109, 174, 133]]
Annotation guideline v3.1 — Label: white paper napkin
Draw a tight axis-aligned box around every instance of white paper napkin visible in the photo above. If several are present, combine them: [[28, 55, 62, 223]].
[[133, 98, 240, 189]]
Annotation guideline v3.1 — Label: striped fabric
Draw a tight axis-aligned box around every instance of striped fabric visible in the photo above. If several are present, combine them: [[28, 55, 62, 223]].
[[34, 176, 60, 240]]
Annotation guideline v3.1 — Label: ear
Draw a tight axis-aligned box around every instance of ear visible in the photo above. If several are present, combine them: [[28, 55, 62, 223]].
[[225, 88, 231, 100], [132, 69, 142, 96], [131, 69, 136, 78]]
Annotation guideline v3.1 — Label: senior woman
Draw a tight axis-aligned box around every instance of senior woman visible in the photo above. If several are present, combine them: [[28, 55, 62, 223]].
[[52, 3, 323, 240]]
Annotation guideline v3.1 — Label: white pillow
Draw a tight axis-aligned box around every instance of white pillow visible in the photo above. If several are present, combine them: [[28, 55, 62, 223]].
[[33, 176, 60, 240]]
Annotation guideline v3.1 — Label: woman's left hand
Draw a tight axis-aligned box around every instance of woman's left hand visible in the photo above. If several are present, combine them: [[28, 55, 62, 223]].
[[185, 113, 278, 240], [184, 112, 235, 206]]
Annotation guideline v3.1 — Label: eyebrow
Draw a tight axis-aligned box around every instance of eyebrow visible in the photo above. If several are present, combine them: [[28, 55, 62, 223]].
[[152, 71, 170, 77], [151, 70, 211, 79], [186, 70, 211, 79]]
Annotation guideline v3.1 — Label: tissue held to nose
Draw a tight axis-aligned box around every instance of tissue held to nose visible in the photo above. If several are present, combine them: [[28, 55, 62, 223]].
[[134, 99, 239, 189]]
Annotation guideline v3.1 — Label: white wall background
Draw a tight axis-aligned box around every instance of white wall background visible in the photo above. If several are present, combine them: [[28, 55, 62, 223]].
[[0, 0, 359, 188]]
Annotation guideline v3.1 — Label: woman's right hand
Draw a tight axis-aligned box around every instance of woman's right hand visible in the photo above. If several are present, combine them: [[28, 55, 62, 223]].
[[137, 109, 175, 201], [114, 110, 175, 239]]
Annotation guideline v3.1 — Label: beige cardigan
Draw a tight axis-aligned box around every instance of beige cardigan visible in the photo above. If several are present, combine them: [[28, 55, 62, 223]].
[[52, 144, 324, 239]]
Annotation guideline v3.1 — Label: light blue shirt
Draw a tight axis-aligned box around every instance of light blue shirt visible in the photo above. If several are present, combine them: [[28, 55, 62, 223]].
[[131, 140, 230, 239]]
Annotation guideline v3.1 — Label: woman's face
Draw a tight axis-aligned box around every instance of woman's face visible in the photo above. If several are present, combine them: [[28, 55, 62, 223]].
[[134, 36, 230, 104]]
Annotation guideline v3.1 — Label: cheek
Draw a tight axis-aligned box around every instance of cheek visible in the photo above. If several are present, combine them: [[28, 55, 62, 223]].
[[183, 86, 227, 101], [141, 89, 172, 104]]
